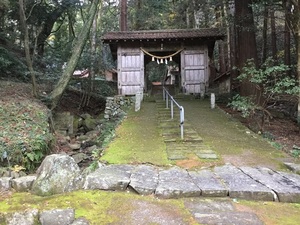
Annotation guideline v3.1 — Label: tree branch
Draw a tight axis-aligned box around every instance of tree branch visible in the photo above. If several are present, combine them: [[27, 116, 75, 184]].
[[26, 0, 42, 21]]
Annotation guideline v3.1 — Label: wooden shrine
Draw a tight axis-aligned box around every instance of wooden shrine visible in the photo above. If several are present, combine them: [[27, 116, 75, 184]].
[[102, 28, 225, 95]]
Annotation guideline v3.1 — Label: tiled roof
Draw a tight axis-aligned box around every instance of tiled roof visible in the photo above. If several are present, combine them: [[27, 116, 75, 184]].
[[102, 28, 225, 42]]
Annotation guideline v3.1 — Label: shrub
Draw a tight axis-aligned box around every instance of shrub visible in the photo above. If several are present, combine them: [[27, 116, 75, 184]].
[[0, 47, 27, 80], [229, 58, 300, 131]]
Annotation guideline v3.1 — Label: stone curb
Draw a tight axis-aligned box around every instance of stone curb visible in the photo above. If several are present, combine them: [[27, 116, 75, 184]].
[[2, 162, 300, 203], [79, 163, 300, 203]]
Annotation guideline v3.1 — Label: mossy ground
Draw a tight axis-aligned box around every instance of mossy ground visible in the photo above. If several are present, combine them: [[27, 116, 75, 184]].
[[235, 200, 300, 225], [180, 99, 290, 169], [101, 98, 291, 169], [101, 102, 171, 166], [0, 190, 196, 225], [1, 191, 300, 225]]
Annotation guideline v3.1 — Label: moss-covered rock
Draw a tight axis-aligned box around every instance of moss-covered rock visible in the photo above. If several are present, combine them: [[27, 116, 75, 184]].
[[31, 154, 83, 196]]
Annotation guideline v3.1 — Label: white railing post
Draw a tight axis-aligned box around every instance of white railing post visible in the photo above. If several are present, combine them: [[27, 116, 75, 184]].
[[211, 93, 215, 109], [180, 107, 184, 139], [162, 87, 184, 140], [171, 98, 174, 119], [166, 94, 169, 109]]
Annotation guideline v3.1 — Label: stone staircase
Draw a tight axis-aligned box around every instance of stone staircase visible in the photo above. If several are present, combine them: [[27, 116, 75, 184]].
[[155, 96, 218, 160]]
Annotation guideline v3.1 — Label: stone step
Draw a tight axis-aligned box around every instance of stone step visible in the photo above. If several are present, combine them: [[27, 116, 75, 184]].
[[162, 129, 198, 136], [157, 111, 181, 116], [79, 163, 300, 203], [164, 135, 203, 143], [157, 114, 181, 120], [239, 167, 300, 203], [166, 142, 217, 160], [214, 165, 275, 201], [155, 97, 217, 161], [159, 122, 191, 129]]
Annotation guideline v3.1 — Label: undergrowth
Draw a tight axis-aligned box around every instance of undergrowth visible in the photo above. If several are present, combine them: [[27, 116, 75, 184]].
[[0, 98, 53, 172]]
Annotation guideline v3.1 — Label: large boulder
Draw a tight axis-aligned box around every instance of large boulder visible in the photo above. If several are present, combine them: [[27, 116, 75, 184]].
[[31, 154, 83, 196], [83, 165, 134, 191], [39, 209, 75, 225], [81, 113, 97, 131], [5, 209, 39, 225]]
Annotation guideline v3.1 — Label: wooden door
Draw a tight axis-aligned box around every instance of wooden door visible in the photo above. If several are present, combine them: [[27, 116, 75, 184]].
[[118, 47, 144, 95], [181, 50, 207, 94]]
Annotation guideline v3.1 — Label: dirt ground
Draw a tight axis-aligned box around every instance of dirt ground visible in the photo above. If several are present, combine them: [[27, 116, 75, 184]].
[[218, 104, 300, 155], [0, 81, 105, 116]]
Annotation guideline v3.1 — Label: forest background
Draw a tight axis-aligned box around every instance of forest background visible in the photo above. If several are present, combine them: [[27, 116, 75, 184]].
[[0, 0, 300, 168]]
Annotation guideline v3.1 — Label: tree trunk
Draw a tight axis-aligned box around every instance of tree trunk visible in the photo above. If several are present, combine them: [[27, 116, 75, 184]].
[[50, 0, 100, 109], [68, 12, 76, 43], [81, 5, 100, 108], [297, 26, 300, 125], [120, 0, 127, 31], [216, 4, 226, 73], [284, 0, 291, 77], [270, 9, 277, 61], [19, 0, 38, 97], [225, 0, 238, 89], [36, 2, 73, 56], [134, 0, 142, 30], [234, 0, 258, 97], [262, 5, 268, 63]]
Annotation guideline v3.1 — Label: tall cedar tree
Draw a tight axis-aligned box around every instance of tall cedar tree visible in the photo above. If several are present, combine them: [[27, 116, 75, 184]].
[[234, 0, 259, 98], [120, 0, 127, 31]]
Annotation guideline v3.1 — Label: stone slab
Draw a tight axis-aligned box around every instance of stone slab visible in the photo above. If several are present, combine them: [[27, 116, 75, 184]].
[[83, 165, 134, 191], [184, 196, 263, 225], [277, 171, 300, 185], [189, 170, 228, 197], [284, 162, 300, 174], [240, 167, 300, 203], [194, 149, 215, 154], [214, 164, 274, 201], [155, 167, 200, 198], [193, 212, 264, 225], [196, 153, 218, 159], [184, 198, 234, 213], [39, 209, 75, 225], [129, 165, 159, 195], [166, 152, 188, 160]]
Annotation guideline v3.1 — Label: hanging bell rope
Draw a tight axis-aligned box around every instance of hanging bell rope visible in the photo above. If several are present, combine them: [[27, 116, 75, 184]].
[[140, 47, 184, 60]]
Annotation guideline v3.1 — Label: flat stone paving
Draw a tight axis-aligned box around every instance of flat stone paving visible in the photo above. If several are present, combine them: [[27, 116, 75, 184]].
[[156, 99, 218, 160], [81, 163, 300, 203], [184, 198, 264, 225]]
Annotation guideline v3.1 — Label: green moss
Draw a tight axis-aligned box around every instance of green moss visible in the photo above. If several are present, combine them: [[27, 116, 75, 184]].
[[180, 99, 287, 168], [101, 102, 171, 166], [237, 200, 300, 225], [0, 190, 195, 224], [1, 191, 300, 224]]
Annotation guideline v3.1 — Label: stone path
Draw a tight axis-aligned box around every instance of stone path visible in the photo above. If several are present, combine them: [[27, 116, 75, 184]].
[[83, 163, 300, 203], [156, 98, 218, 160], [184, 198, 264, 225]]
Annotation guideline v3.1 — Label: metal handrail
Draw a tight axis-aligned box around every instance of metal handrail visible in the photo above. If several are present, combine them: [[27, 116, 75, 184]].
[[162, 87, 184, 139]]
